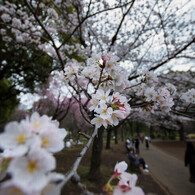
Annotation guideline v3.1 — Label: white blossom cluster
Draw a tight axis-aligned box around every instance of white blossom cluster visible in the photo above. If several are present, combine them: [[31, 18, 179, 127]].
[[64, 60, 81, 83], [81, 53, 130, 92], [181, 88, 195, 104], [0, 1, 85, 58], [0, 112, 67, 195], [0, 2, 43, 51], [90, 89, 131, 129], [134, 71, 175, 113], [110, 161, 145, 195]]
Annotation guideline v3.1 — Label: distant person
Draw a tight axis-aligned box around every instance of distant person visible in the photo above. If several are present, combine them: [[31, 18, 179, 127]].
[[65, 141, 72, 148], [134, 136, 140, 154], [185, 142, 195, 183], [145, 136, 149, 150], [140, 136, 144, 144], [128, 147, 149, 173]]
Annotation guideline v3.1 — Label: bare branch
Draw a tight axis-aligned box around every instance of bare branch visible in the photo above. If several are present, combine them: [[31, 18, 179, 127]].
[[86, 0, 92, 18], [149, 37, 195, 71], [119, 0, 158, 60], [58, 2, 133, 50], [79, 131, 91, 140], [128, 37, 195, 81], [109, 0, 135, 50]]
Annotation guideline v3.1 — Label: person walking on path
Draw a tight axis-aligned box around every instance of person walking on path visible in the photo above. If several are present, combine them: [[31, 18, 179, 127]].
[[185, 142, 195, 183], [145, 136, 149, 150]]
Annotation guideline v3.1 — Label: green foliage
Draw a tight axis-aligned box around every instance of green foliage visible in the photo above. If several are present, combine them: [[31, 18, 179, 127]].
[[150, 134, 155, 139], [0, 40, 53, 93], [0, 79, 19, 131], [169, 131, 176, 140]]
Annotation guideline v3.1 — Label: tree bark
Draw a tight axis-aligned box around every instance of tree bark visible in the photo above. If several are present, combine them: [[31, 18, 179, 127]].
[[121, 126, 124, 141], [130, 122, 134, 137], [178, 121, 185, 141], [114, 127, 118, 144], [88, 126, 104, 180], [106, 127, 112, 149], [136, 122, 140, 137], [150, 125, 154, 137]]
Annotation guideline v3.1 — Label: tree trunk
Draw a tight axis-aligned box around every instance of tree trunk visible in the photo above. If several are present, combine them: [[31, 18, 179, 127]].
[[178, 122, 185, 141], [136, 122, 140, 137], [121, 126, 124, 141], [130, 122, 134, 137], [150, 125, 154, 137], [88, 126, 104, 180], [106, 127, 112, 149], [114, 127, 118, 144]]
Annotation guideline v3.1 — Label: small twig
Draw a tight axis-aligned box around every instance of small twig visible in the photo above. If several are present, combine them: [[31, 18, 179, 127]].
[[79, 131, 91, 140], [95, 65, 105, 92], [123, 82, 142, 91]]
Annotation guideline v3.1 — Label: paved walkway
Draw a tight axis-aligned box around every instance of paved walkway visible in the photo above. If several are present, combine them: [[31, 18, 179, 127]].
[[140, 142, 195, 195]]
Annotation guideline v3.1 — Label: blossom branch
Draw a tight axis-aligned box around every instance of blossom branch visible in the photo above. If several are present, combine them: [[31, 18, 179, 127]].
[[60, 127, 99, 186]]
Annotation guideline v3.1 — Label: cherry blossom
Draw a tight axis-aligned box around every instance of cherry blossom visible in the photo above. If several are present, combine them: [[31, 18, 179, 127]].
[[7, 148, 56, 193], [104, 161, 145, 195], [113, 172, 145, 195], [90, 89, 131, 128], [114, 161, 128, 177], [181, 88, 195, 104], [0, 112, 67, 194], [0, 121, 38, 157]]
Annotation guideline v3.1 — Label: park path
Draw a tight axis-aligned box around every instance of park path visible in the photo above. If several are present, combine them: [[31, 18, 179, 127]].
[[139, 142, 195, 195]]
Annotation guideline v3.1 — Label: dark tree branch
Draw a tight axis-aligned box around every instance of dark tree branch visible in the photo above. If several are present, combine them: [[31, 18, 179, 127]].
[[149, 37, 195, 71], [119, 0, 158, 60], [24, 0, 65, 71], [58, 2, 133, 50], [128, 37, 195, 81], [109, 0, 135, 50]]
